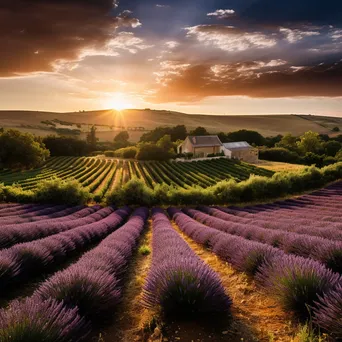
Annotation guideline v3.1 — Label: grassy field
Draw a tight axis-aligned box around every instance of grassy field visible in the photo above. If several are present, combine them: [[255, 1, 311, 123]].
[[1, 109, 341, 142], [257, 160, 307, 172], [0, 157, 273, 200]]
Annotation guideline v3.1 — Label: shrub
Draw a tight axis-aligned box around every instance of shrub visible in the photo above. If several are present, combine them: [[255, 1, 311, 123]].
[[104, 150, 116, 157], [0, 297, 89, 342], [113, 146, 137, 159], [313, 284, 342, 339], [0, 129, 50, 169], [256, 254, 341, 319], [259, 147, 300, 163], [35, 177, 91, 205], [3, 185, 35, 203], [36, 267, 120, 321], [136, 143, 172, 161], [107, 177, 154, 206], [139, 245, 151, 256]]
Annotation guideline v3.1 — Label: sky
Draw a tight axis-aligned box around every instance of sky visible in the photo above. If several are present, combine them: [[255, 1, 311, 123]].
[[1, 0, 342, 116]]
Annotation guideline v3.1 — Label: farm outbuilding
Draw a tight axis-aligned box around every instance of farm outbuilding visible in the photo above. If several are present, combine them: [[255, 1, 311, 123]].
[[177, 135, 223, 157], [222, 141, 259, 163], [178, 136, 259, 162]]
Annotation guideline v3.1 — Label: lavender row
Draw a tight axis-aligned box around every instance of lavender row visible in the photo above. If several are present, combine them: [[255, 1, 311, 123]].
[[207, 206, 342, 237], [0, 205, 105, 249], [220, 201, 342, 222], [168, 208, 342, 336], [0, 204, 54, 217], [0, 204, 86, 226], [0, 207, 130, 293], [186, 208, 342, 273], [0, 208, 148, 341], [142, 208, 231, 316], [202, 205, 342, 240]]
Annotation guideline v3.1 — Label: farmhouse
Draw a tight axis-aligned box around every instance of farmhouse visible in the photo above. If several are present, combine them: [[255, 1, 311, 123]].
[[222, 141, 259, 163], [177, 135, 223, 157], [178, 136, 259, 162]]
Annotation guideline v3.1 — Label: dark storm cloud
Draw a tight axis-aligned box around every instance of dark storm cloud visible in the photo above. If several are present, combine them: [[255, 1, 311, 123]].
[[151, 61, 342, 102], [0, 0, 139, 76]]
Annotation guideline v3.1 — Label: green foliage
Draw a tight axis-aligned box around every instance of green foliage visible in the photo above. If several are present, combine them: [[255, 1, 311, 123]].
[[0, 129, 50, 169], [276, 133, 298, 151], [114, 131, 129, 142], [86, 125, 98, 148], [259, 147, 300, 163], [136, 143, 174, 161], [107, 177, 154, 206], [111, 146, 138, 159], [189, 126, 209, 136], [105, 162, 342, 206], [43, 135, 91, 156], [332, 126, 340, 132], [265, 135, 283, 148], [35, 177, 91, 205], [139, 245, 151, 256], [294, 324, 326, 342], [140, 125, 187, 143], [297, 131, 323, 154], [323, 140, 341, 157], [226, 129, 266, 146], [157, 134, 174, 152], [336, 149, 342, 161], [301, 153, 325, 167]]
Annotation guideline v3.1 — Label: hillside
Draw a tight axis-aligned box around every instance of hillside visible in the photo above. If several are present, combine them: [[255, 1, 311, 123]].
[[0, 109, 341, 142]]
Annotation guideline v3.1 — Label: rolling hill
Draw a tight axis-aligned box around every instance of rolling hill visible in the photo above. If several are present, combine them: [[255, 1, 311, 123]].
[[0, 109, 341, 142]]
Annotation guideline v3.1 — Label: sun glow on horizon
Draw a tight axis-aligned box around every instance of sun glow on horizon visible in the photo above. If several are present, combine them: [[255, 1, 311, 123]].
[[104, 93, 133, 111]]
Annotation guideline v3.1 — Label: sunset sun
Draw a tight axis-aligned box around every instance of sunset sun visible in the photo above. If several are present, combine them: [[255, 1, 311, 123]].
[[105, 93, 132, 111]]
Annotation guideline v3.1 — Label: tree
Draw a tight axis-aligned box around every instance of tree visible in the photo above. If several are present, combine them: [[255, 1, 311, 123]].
[[297, 131, 323, 154], [276, 133, 298, 151], [332, 126, 340, 132], [114, 131, 129, 142], [226, 130, 266, 146], [189, 126, 209, 136], [0, 129, 50, 169], [324, 140, 342, 157], [170, 125, 187, 141], [157, 135, 174, 152], [265, 135, 283, 148], [43, 135, 91, 156], [86, 125, 98, 148]]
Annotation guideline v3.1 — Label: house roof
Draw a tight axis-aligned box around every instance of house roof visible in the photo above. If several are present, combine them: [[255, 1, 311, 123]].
[[187, 135, 223, 147], [223, 141, 253, 150]]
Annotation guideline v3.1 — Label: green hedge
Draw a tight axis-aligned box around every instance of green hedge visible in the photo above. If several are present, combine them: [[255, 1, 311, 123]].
[[106, 162, 342, 206], [0, 178, 91, 205]]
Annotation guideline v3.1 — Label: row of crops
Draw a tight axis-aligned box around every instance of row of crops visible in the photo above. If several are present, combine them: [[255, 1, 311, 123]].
[[0, 156, 273, 198], [0, 182, 341, 340]]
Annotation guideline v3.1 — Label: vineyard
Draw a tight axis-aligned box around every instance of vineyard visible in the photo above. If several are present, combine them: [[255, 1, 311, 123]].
[[0, 156, 273, 199], [0, 182, 341, 341]]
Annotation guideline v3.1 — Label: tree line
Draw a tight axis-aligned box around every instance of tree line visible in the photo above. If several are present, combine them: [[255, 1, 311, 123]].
[[0, 124, 342, 169]]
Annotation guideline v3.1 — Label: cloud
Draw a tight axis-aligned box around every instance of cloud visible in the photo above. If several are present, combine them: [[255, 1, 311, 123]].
[[280, 27, 321, 43], [185, 25, 277, 52], [207, 9, 235, 19], [165, 41, 180, 49], [0, 0, 140, 76], [156, 4, 170, 8], [149, 60, 342, 102]]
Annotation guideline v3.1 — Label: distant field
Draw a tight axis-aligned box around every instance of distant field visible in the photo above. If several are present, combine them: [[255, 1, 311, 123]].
[[0, 110, 341, 142], [257, 160, 307, 172], [0, 157, 273, 200]]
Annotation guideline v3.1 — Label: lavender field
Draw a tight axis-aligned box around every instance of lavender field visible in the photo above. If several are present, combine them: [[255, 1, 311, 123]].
[[0, 181, 341, 341]]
